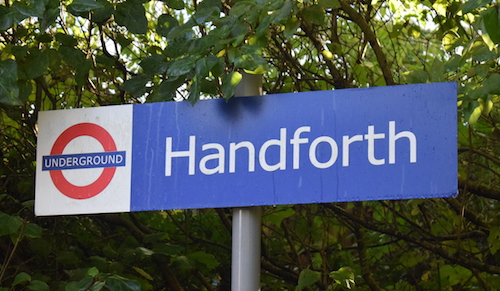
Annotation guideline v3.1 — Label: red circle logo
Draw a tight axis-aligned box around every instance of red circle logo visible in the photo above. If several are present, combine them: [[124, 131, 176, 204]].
[[49, 123, 117, 199]]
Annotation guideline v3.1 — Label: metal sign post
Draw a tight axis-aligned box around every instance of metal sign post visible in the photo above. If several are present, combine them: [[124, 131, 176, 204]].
[[232, 72, 262, 291]]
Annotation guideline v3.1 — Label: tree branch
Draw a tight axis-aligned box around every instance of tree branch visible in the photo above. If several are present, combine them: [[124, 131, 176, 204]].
[[339, 0, 395, 85], [323, 203, 500, 274]]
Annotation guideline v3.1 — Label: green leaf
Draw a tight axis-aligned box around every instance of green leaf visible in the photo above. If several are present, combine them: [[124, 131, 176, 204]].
[[429, 58, 445, 82], [55, 33, 78, 47], [271, 0, 293, 24], [122, 75, 149, 97], [471, 43, 497, 62], [444, 54, 464, 72], [157, 14, 179, 38], [23, 50, 49, 79], [265, 206, 295, 226], [68, 0, 103, 13], [186, 251, 220, 271], [115, 0, 148, 34], [200, 78, 217, 95], [90, 0, 113, 23], [230, 20, 249, 46], [319, 0, 340, 9], [296, 269, 321, 291], [481, 6, 500, 44], [11, 0, 45, 18], [193, 0, 221, 24], [116, 34, 132, 48], [473, 64, 489, 78], [0, 6, 18, 31], [12, 272, 31, 286], [24, 223, 43, 238], [221, 71, 242, 100], [461, 0, 490, 14], [105, 276, 141, 291], [284, 16, 300, 38], [87, 266, 99, 277], [40, 0, 60, 31], [58, 46, 91, 85], [329, 267, 355, 289], [27, 280, 49, 291], [484, 73, 500, 94], [0, 59, 21, 106], [404, 69, 428, 84], [151, 243, 183, 255], [140, 54, 168, 75], [65, 277, 94, 291], [0, 212, 22, 236], [301, 5, 325, 25], [440, 264, 472, 286], [230, 1, 256, 18], [167, 56, 196, 77], [188, 76, 201, 105], [195, 55, 219, 77], [488, 226, 500, 255], [149, 77, 185, 102], [164, 0, 184, 10]]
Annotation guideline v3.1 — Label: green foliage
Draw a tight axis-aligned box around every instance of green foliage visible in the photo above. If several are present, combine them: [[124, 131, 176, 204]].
[[2, 0, 500, 290], [296, 269, 321, 291]]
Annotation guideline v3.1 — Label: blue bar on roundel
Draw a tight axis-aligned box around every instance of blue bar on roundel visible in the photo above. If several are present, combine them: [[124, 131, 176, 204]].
[[42, 151, 126, 171]]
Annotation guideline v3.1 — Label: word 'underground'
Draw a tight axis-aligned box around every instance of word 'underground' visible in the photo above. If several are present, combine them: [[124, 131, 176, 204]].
[[43, 151, 126, 171], [165, 121, 417, 176]]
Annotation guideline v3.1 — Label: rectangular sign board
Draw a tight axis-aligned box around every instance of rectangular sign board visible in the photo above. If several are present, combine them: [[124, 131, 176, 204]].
[[35, 82, 457, 216]]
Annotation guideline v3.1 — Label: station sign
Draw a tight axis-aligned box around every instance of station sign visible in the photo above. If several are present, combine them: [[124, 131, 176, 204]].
[[35, 82, 457, 215]]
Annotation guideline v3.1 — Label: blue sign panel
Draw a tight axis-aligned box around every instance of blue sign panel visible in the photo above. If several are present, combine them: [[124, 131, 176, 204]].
[[130, 82, 457, 211], [36, 82, 457, 215]]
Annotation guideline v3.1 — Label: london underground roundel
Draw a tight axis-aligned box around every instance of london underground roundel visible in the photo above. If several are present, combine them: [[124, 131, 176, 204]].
[[50, 123, 120, 199], [46, 123, 122, 199]]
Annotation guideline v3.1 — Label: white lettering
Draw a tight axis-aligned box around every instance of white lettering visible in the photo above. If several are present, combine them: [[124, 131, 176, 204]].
[[309, 136, 338, 168], [79, 156, 87, 166], [389, 121, 417, 164], [259, 128, 287, 171], [229, 141, 255, 173], [162, 122, 418, 176], [200, 143, 225, 175], [165, 136, 196, 176], [364, 125, 385, 165], [342, 135, 363, 167], [290, 126, 311, 169]]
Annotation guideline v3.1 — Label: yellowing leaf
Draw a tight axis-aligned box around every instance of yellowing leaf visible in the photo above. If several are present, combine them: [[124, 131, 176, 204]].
[[322, 50, 334, 60], [133, 266, 154, 281], [432, 0, 447, 16], [443, 31, 460, 51], [231, 71, 242, 86], [244, 65, 267, 75], [468, 105, 482, 125]]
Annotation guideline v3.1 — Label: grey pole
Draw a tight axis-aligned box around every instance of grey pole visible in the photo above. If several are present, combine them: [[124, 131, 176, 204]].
[[232, 72, 262, 291]]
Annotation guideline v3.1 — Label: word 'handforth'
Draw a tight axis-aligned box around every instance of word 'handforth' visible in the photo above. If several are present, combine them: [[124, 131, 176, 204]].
[[165, 121, 416, 176]]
